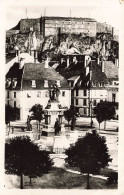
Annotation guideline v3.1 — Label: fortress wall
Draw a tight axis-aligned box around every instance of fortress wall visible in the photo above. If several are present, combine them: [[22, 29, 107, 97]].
[[20, 18, 40, 33], [45, 18, 97, 37], [19, 17, 116, 38], [96, 22, 113, 34]]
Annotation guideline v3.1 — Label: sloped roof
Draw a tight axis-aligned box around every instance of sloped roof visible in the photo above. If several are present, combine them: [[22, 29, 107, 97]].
[[104, 61, 118, 79], [6, 53, 16, 64], [22, 63, 69, 89], [91, 61, 108, 83], [58, 61, 85, 80], [6, 63, 24, 90], [44, 16, 96, 22], [68, 75, 80, 81], [75, 61, 108, 89]]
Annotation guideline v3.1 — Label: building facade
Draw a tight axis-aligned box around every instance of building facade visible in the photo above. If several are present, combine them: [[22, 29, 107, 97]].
[[6, 54, 71, 121], [73, 57, 119, 117]]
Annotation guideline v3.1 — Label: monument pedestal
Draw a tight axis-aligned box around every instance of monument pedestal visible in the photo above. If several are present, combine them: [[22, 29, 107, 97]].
[[69, 130, 79, 144], [35, 84, 69, 152], [42, 102, 66, 137], [53, 135, 70, 153]]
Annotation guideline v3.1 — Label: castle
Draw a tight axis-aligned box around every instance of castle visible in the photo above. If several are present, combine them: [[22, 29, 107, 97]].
[[11, 16, 118, 39]]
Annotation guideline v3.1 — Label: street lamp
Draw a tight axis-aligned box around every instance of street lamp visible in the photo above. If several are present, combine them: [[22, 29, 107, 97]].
[[89, 61, 93, 127]]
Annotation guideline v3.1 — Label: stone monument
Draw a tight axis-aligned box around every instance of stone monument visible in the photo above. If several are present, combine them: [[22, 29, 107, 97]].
[[40, 82, 70, 152]]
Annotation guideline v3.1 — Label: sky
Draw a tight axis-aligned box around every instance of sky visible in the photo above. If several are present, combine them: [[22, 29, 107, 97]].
[[6, 4, 121, 30]]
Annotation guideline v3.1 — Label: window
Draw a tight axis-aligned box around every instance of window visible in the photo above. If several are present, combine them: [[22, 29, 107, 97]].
[[84, 108, 87, 115], [99, 82, 102, 87], [92, 82, 96, 87], [112, 93, 116, 102], [7, 91, 9, 99], [56, 80, 60, 87], [45, 91, 49, 97], [84, 90, 87, 96], [76, 89, 78, 96], [37, 91, 41, 98], [93, 100, 97, 106], [76, 99, 78, 105], [32, 80, 36, 88], [44, 80, 48, 88], [113, 81, 119, 85], [13, 78, 17, 88], [14, 92, 16, 98], [62, 91, 65, 97], [6, 78, 11, 87], [27, 93, 31, 98], [14, 101, 16, 108], [83, 99, 87, 106]]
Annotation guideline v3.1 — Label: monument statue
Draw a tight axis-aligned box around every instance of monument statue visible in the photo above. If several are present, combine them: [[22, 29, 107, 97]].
[[54, 118, 61, 135], [27, 115, 32, 131], [49, 82, 60, 102]]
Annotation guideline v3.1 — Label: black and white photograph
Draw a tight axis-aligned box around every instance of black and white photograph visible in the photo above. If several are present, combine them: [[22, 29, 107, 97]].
[[0, 0, 123, 193]]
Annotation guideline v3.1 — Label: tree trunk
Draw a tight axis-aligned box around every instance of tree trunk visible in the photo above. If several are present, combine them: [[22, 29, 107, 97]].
[[104, 120, 106, 130], [99, 123, 100, 132], [37, 120, 38, 131], [29, 177, 32, 185], [20, 173, 23, 189], [87, 172, 90, 189], [68, 121, 69, 131], [39, 121, 40, 133], [9, 121, 10, 134]]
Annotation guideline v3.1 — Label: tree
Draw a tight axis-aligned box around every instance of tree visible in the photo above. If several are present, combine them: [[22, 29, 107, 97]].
[[5, 136, 53, 189], [65, 130, 112, 189], [5, 105, 20, 133], [29, 104, 44, 132], [64, 106, 77, 131], [94, 101, 115, 130], [5, 105, 20, 124]]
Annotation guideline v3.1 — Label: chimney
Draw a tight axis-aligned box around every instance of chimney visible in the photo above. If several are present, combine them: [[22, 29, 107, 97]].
[[56, 80, 60, 87], [86, 66, 89, 76], [18, 50, 20, 62], [97, 57, 100, 65], [31, 50, 34, 57], [115, 58, 119, 67], [73, 56, 77, 64], [61, 58, 64, 64], [102, 61, 105, 72], [84, 55, 91, 67], [45, 57, 49, 68], [67, 56, 69, 67], [19, 58, 25, 69], [90, 70, 92, 81], [34, 50, 38, 63]]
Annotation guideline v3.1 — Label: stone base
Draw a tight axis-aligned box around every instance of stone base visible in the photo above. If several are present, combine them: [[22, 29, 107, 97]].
[[42, 123, 66, 137], [69, 130, 79, 144], [53, 135, 70, 153]]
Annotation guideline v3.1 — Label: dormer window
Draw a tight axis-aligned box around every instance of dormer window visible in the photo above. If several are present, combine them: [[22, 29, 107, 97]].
[[56, 80, 60, 87], [12, 78, 17, 88], [32, 80, 36, 88], [6, 78, 11, 88], [37, 91, 41, 98], [44, 80, 48, 88], [92, 82, 96, 87], [113, 81, 119, 85], [71, 81, 74, 87]]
